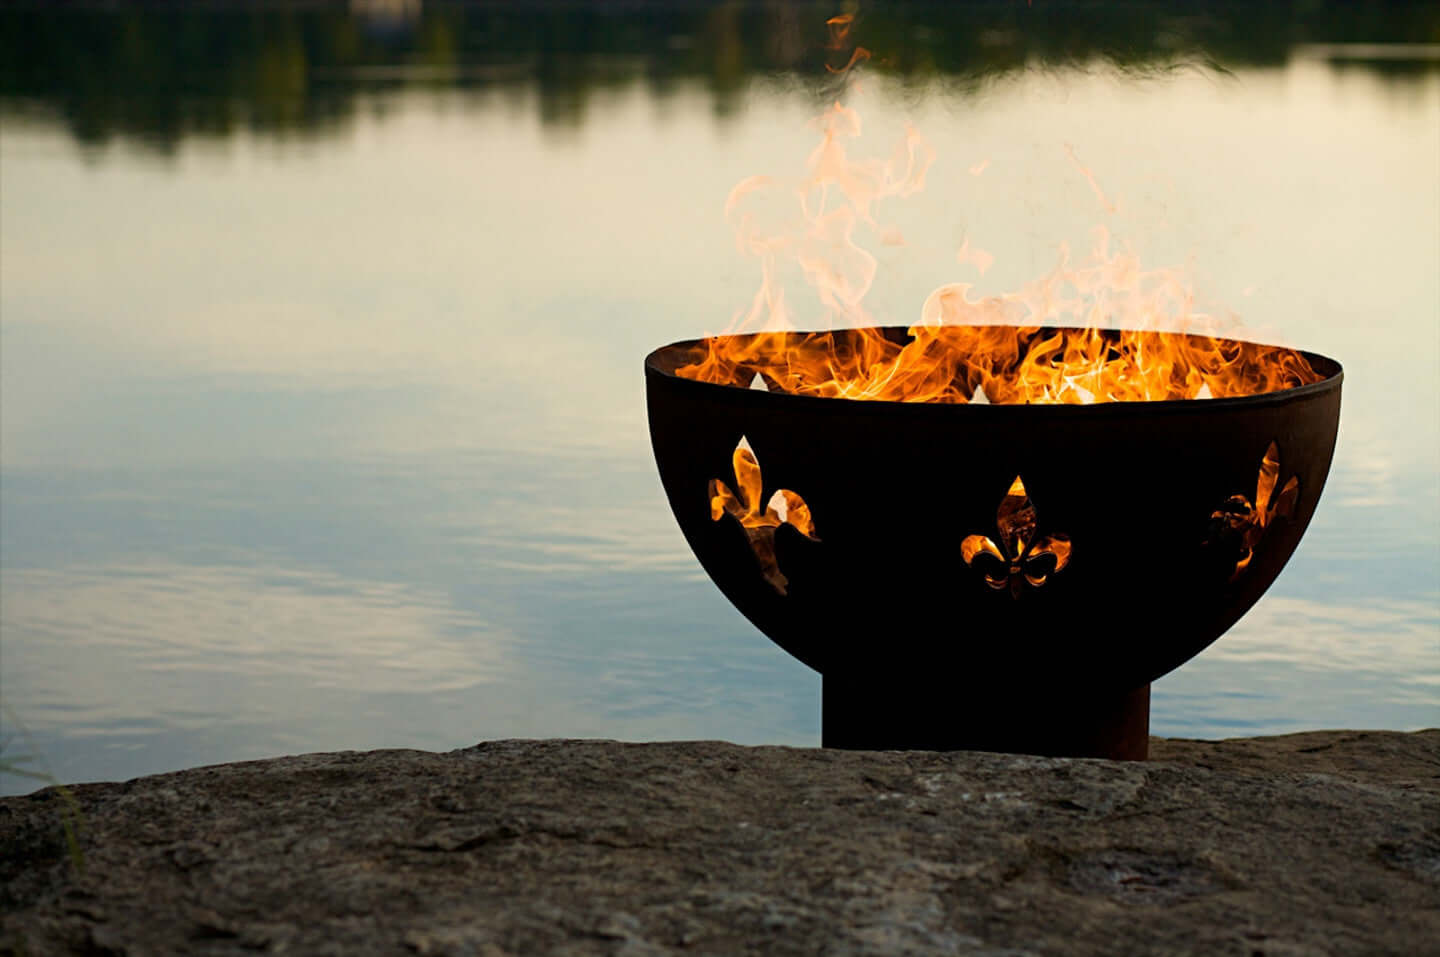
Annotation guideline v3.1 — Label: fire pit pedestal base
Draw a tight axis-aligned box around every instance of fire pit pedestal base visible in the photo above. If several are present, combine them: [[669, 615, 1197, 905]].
[[821, 677, 1151, 761]]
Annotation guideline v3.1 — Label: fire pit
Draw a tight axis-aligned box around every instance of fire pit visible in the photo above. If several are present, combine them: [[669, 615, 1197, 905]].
[[646, 325, 1342, 759]]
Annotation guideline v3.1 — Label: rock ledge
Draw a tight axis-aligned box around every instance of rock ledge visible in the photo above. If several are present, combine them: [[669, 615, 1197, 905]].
[[3, 731, 1437, 956]]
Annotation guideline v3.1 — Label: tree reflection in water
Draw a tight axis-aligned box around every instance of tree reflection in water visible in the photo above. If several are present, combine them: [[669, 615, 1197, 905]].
[[1, 1, 1436, 153]]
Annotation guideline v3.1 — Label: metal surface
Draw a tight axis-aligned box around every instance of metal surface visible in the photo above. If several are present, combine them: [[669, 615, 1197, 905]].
[[645, 326, 1343, 759], [823, 678, 1152, 760]]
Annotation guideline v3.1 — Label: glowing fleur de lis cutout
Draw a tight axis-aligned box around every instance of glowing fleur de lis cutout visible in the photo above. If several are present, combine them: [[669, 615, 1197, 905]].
[[709, 438, 819, 595], [1207, 441, 1300, 581], [961, 476, 1072, 598]]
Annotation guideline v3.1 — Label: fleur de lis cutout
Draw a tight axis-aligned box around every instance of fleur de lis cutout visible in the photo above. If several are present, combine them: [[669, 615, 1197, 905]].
[[1207, 441, 1300, 581], [709, 438, 819, 595], [961, 476, 1072, 598]]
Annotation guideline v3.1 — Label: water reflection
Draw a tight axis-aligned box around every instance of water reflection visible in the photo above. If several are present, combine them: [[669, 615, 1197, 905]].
[[1, 5, 1437, 794], [2, 1, 1437, 152], [1155, 595, 1440, 735], [5, 562, 513, 697]]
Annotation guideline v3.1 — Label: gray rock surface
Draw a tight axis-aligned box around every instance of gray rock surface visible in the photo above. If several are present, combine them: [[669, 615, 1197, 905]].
[[2, 731, 1437, 956]]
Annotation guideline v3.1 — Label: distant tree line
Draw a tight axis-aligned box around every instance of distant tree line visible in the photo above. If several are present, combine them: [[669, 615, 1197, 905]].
[[2, 1, 1435, 151]]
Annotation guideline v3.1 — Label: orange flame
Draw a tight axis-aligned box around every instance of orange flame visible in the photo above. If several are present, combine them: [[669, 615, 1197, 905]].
[[677, 325, 1320, 405], [824, 14, 872, 76], [710, 439, 818, 594], [1207, 441, 1300, 580], [961, 476, 1072, 597], [825, 13, 855, 46], [681, 14, 1323, 406], [709, 441, 817, 538]]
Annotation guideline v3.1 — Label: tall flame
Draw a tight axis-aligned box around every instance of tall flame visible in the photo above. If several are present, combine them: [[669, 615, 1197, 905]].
[[677, 14, 1323, 405]]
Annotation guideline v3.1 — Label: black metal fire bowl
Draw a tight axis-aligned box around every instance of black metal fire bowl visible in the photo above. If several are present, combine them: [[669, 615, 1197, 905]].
[[646, 327, 1342, 759]]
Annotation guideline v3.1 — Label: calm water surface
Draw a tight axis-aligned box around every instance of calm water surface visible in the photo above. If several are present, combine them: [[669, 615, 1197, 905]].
[[3, 10, 1437, 792]]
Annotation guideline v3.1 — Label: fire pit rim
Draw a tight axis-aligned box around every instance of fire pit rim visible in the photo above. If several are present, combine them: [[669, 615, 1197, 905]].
[[645, 325, 1343, 417]]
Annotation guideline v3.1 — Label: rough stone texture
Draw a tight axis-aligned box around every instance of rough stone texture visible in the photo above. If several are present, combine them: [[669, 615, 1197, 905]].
[[2, 731, 1437, 956]]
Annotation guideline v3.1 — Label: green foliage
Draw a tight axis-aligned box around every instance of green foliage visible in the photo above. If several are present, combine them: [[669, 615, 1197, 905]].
[[0, 1, 1435, 151], [1, 708, 85, 877]]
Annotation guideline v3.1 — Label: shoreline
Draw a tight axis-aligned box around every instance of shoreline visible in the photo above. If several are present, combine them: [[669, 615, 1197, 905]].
[[4, 730, 1437, 955]]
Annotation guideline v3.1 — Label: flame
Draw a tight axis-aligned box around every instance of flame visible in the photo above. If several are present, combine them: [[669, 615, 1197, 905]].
[[1208, 441, 1300, 580], [961, 476, 1072, 597], [1064, 143, 1117, 215], [824, 14, 873, 74], [683, 217, 1323, 403], [677, 13, 1324, 406], [676, 324, 1321, 405], [709, 439, 818, 594]]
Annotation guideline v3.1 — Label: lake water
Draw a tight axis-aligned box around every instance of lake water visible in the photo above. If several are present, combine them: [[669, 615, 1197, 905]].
[[2, 5, 1437, 793]]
